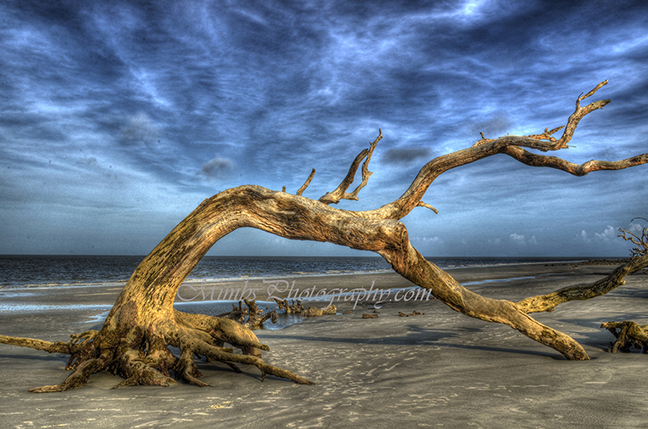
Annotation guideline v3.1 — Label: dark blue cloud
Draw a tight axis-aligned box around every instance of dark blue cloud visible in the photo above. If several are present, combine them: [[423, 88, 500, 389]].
[[0, 0, 647, 256]]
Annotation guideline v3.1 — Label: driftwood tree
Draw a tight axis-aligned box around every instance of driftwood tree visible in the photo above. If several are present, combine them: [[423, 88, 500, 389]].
[[1, 80, 648, 392]]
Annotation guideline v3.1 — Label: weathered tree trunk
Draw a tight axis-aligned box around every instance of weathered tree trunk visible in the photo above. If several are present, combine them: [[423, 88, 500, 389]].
[[1, 81, 647, 392]]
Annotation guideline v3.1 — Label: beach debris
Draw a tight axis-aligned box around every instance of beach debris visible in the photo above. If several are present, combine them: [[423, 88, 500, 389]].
[[274, 298, 336, 317], [217, 299, 278, 330], [343, 310, 353, 315], [601, 321, 648, 353], [362, 313, 379, 319], [398, 310, 424, 317]]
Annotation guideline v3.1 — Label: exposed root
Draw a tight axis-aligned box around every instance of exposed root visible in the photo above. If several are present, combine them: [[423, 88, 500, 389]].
[[192, 339, 314, 385], [175, 349, 209, 387], [0, 334, 73, 354], [31, 349, 111, 393], [0, 309, 313, 392]]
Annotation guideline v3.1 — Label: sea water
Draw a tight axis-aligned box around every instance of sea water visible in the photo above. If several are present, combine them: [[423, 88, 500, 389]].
[[0, 255, 590, 330]]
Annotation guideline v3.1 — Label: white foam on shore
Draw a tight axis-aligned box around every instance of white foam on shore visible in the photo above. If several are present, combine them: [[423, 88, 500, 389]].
[[463, 276, 537, 286], [0, 304, 113, 313]]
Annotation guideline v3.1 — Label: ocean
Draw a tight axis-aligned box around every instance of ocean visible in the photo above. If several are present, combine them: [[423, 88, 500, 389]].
[[0, 255, 591, 289], [0, 255, 607, 330]]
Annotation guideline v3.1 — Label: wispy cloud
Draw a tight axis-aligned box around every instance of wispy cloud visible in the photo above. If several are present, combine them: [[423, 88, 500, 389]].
[[0, 0, 646, 255]]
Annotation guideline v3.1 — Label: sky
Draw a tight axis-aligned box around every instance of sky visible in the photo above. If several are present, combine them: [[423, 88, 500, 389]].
[[1, 0, 647, 257]]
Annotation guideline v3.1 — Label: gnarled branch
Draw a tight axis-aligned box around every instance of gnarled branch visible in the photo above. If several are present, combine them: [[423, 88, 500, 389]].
[[619, 218, 648, 258], [319, 129, 382, 204], [364, 80, 628, 221], [516, 254, 648, 313]]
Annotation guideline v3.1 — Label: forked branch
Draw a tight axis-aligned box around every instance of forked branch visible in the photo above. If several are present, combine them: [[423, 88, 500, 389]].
[[319, 129, 382, 204], [365, 80, 637, 221], [619, 218, 648, 258]]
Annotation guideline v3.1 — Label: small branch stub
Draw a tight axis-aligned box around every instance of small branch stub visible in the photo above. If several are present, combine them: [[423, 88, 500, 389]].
[[297, 168, 316, 196], [417, 201, 439, 214]]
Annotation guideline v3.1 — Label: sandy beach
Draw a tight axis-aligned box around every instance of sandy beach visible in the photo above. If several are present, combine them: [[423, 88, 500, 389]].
[[1, 263, 647, 428]]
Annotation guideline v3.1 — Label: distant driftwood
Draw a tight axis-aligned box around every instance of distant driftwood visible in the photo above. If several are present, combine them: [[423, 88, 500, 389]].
[[274, 298, 336, 317]]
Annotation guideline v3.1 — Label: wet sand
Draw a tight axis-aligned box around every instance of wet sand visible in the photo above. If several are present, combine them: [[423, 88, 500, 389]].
[[1, 263, 647, 428]]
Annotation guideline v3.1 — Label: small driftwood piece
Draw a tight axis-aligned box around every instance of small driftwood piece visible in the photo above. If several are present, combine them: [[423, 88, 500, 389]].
[[601, 321, 648, 353], [274, 298, 336, 317], [398, 311, 424, 317], [218, 299, 278, 330]]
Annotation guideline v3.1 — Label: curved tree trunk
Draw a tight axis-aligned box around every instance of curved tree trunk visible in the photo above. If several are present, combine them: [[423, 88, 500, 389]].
[[1, 81, 647, 392]]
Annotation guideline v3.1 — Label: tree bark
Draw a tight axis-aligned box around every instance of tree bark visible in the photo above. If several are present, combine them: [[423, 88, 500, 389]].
[[1, 81, 647, 392]]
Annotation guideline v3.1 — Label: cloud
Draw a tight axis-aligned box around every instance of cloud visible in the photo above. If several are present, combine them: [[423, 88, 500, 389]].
[[382, 147, 431, 165], [1, 0, 647, 256], [201, 157, 235, 181], [416, 236, 443, 244], [510, 233, 537, 245], [120, 112, 161, 145], [594, 225, 617, 242]]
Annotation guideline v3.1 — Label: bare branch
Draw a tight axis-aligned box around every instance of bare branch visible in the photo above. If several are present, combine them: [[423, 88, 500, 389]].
[[527, 125, 565, 142], [578, 79, 609, 107], [319, 130, 382, 204], [552, 79, 610, 150], [515, 254, 648, 314], [619, 218, 648, 258], [296, 168, 316, 196], [363, 80, 646, 221], [502, 147, 648, 176], [417, 201, 439, 214]]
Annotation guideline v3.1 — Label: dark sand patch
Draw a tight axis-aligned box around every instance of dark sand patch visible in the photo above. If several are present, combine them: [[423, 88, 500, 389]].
[[1, 264, 647, 428]]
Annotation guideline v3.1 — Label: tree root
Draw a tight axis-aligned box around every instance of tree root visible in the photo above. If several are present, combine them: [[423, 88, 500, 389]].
[[601, 321, 648, 353], [0, 308, 313, 392]]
